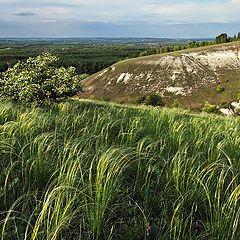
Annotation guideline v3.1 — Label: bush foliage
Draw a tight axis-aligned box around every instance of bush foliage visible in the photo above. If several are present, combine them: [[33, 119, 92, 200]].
[[145, 94, 164, 106], [216, 84, 225, 93], [135, 95, 146, 104], [172, 99, 180, 108], [237, 93, 240, 102], [203, 101, 219, 113], [0, 53, 82, 103]]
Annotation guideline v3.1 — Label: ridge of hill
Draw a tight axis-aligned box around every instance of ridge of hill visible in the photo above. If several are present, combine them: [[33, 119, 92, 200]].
[[80, 42, 240, 109]]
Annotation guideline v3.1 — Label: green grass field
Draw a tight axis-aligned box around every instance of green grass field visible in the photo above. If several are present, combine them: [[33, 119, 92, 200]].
[[0, 100, 239, 239]]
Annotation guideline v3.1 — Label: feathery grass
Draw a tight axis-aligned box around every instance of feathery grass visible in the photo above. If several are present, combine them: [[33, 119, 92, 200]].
[[0, 100, 239, 239]]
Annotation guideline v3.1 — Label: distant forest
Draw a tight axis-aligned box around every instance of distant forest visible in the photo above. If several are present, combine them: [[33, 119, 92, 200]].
[[0, 43, 149, 74]]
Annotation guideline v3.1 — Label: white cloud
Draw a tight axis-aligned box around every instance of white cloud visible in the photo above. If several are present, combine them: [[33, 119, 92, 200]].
[[0, 0, 239, 37], [141, 0, 240, 23], [1, 0, 240, 23], [42, 19, 57, 23]]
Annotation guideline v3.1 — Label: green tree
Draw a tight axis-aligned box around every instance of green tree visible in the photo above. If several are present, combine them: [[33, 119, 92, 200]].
[[237, 32, 240, 41], [0, 53, 82, 103], [215, 33, 228, 44]]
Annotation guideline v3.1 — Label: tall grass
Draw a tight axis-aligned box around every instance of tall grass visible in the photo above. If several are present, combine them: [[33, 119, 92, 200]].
[[0, 100, 239, 239]]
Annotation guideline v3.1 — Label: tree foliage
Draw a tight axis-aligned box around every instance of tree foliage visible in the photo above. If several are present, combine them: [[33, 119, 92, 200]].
[[0, 43, 146, 74], [215, 33, 228, 44], [0, 53, 82, 103], [139, 41, 214, 57]]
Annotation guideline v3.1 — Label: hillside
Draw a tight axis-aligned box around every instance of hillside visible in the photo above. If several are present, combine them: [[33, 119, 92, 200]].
[[80, 42, 240, 109]]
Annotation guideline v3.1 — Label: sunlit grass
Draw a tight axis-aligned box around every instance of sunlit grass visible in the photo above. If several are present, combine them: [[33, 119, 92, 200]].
[[0, 100, 239, 239]]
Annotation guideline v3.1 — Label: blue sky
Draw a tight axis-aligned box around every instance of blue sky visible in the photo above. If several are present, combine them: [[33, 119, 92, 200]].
[[0, 0, 239, 38]]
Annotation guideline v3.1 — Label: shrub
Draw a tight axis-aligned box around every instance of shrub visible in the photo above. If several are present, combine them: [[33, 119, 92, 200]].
[[220, 101, 228, 108], [0, 53, 82, 103], [203, 101, 219, 113], [135, 95, 146, 104], [172, 99, 179, 108], [237, 93, 240, 102], [145, 94, 164, 106], [216, 85, 225, 93], [101, 96, 110, 102], [79, 73, 90, 80]]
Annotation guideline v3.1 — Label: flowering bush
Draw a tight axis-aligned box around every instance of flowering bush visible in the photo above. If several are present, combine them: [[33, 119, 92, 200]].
[[0, 53, 82, 103]]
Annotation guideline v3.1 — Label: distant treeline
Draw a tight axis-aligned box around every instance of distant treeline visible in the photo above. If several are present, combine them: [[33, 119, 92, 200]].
[[139, 32, 240, 57], [215, 32, 240, 44], [139, 41, 214, 57]]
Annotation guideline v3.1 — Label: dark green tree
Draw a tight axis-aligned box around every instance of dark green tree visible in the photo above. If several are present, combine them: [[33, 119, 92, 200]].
[[237, 32, 240, 41], [215, 33, 228, 44]]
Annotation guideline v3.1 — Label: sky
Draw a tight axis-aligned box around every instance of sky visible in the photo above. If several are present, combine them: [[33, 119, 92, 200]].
[[0, 0, 240, 38]]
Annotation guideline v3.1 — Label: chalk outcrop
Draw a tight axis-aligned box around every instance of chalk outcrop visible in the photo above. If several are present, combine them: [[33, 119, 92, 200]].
[[81, 42, 240, 106], [219, 102, 240, 116]]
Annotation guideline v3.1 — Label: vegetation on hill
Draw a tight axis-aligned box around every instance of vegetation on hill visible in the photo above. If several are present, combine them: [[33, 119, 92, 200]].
[[0, 100, 239, 239], [215, 32, 240, 44], [0, 53, 82, 103], [139, 32, 240, 57], [139, 40, 214, 57], [81, 41, 240, 110]]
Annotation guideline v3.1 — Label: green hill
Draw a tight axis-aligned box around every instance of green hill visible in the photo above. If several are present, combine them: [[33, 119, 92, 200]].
[[80, 42, 240, 109], [0, 99, 240, 239]]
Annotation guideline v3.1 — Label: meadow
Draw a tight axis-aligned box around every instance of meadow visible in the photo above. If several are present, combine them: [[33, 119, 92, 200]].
[[0, 99, 239, 239]]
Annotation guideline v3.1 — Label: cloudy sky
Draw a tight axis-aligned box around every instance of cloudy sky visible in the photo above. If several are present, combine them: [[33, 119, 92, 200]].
[[0, 0, 240, 38]]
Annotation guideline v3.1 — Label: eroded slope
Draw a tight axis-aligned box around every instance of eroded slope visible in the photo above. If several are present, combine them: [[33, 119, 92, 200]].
[[81, 42, 240, 107]]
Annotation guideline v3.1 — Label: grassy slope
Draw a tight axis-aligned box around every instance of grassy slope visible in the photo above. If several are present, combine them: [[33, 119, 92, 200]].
[[80, 42, 240, 109], [0, 99, 240, 239]]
